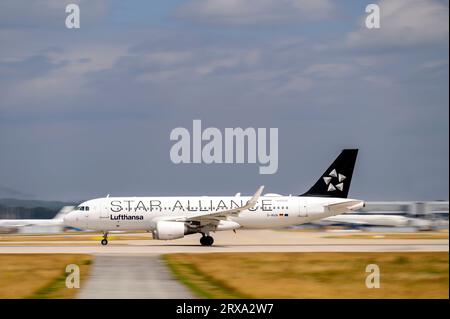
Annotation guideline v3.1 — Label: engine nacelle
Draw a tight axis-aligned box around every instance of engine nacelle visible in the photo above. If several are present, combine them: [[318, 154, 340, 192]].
[[153, 221, 187, 240], [216, 220, 241, 231]]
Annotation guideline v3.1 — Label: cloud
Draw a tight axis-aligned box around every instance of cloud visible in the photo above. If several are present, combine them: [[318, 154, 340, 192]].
[[347, 0, 449, 48], [175, 0, 335, 26], [362, 75, 394, 87], [419, 59, 448, 70], [0, 0, 108, 29], [0, 2, 448, 200], [0, 54, 67, 82], [303, 63, 356, 79], [0, 43, 128, 114]]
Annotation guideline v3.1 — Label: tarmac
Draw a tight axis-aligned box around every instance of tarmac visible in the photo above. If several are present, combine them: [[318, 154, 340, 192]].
[[0, 230, 447, 298], [76, 255, 194, 299], [0, 230, 447, 254]]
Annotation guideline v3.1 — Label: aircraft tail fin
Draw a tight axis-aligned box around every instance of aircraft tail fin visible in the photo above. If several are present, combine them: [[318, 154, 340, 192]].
[[300, 149, 358, 198], [53, 206, 75, 220]]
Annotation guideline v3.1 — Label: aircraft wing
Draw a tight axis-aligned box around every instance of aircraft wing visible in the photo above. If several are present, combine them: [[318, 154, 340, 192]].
[[325, 200, 365, 214], [165, 186, 264, 223]]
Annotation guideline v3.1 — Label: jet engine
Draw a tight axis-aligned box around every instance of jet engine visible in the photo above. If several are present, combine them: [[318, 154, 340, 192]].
[[152, 221, 196, 240]]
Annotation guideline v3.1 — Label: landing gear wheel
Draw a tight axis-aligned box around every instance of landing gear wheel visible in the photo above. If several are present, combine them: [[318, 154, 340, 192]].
[[101, 232, 109, 246], [200, 235, 214, 246]]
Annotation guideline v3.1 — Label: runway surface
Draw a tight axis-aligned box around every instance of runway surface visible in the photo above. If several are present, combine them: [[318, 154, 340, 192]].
[[0, 230, 447, 254], [77, 255, 193, 299], [0, 230, 447, 299]]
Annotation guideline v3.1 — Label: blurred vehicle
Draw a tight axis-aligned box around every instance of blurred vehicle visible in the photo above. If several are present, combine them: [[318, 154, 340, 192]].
[[320, 214, 434, 231], [0, 206, 74, 234]]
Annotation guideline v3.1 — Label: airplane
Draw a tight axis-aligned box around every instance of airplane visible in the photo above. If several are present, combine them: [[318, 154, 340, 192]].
[[63, 149, 364, 246], [320, 214, 433, 229], [0, 206, 74, 233]]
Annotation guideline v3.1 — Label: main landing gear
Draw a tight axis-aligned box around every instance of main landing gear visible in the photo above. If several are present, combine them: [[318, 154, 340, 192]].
[[200, 234, 214, 246], [101, 232, 108, 246]]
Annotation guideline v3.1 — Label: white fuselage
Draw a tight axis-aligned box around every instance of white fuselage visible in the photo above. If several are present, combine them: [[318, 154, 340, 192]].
[[64, 195, 363, 232], [0, 219, 63, 228], [322, 214, 411, 227]]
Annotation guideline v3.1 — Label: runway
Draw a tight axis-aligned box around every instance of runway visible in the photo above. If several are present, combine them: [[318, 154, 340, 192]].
[[0, 230, 447, 299], [77, 255, 194, 299], [0, 230, 447, 254]]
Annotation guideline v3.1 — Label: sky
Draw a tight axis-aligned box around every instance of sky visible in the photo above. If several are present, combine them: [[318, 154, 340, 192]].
[[0, 0, 448, 201]]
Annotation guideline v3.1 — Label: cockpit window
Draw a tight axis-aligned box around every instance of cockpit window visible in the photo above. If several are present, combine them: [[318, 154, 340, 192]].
[[76, 205, 90, 211]]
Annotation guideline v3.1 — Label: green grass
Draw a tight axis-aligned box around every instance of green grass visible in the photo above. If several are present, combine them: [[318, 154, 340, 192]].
[[164, 252, 449, 299], [0, 254, 92, 299], [163, 255, 249, 298], [29, 259, 92, 299]]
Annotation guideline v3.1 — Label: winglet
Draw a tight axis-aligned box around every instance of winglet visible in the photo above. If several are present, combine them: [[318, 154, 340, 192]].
[[247, 185, 264, 207]]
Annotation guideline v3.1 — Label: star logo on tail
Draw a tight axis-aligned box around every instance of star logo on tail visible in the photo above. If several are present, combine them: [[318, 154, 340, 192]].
[[323, 169, 346, 192]]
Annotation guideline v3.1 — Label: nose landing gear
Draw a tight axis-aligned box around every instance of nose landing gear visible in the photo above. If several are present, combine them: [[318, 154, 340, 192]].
[[101, 232, 108, 246], [200, 234, 214, 246]]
